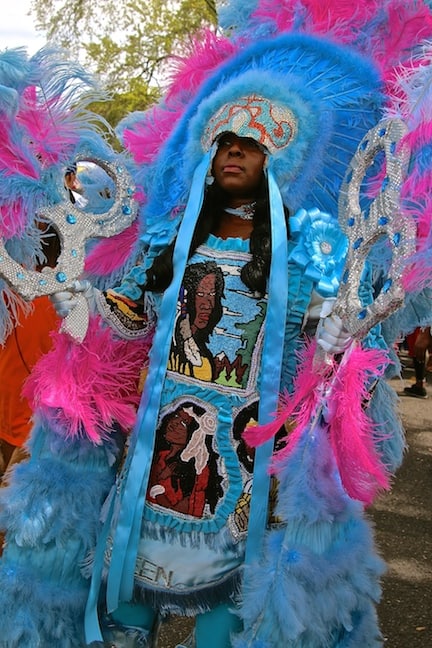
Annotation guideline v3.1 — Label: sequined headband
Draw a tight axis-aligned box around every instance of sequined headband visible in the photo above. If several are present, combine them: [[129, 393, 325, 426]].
[[201, 94, 297, 154]]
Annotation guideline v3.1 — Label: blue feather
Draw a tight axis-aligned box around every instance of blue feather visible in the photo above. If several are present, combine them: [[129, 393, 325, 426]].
[[139, 32, 383, 250], [232, 423, 385, 647], [0, 422, 121, 646]]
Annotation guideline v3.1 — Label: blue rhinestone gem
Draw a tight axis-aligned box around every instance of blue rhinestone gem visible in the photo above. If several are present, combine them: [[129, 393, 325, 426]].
[[382, 278, 392, 293], [56, 272, 67, 283], [66, 214, 77, 224]]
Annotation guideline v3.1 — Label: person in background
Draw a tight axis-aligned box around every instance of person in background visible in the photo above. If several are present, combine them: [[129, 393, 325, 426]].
[[404, 326, 432, 398], [64, 163, 88, 209]]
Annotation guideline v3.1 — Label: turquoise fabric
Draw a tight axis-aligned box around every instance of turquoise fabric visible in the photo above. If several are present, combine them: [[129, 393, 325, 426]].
[[245, 169, 288, 564]]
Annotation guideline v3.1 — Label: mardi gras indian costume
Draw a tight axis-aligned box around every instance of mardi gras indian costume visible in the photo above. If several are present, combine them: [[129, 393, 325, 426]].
[[1, 1, 432, 647]]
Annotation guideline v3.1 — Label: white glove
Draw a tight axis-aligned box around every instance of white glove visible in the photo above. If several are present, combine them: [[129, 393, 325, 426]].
[[316, 308, 352, 355], [50, 279, 95, 318]]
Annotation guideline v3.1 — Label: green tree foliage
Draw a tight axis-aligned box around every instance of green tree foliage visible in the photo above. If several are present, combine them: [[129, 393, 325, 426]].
[[31, 0, 218, 125]]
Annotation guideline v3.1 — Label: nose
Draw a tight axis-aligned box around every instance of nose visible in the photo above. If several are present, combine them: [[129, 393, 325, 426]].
[[227, 140, 244, 156]]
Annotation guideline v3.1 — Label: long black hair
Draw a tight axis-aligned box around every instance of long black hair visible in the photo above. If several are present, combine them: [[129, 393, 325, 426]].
[[145, 174, 289, 296], [153, 402, 223, 514]]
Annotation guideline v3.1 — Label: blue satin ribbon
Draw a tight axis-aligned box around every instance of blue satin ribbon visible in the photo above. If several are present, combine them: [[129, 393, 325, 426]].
[[84, 151, 212, 643], [245, 169, 288, 564]]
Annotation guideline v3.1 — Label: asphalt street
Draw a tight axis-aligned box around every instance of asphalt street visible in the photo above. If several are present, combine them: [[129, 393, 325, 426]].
[[374, 360, 432, 648], [155, 355, 432, 648]]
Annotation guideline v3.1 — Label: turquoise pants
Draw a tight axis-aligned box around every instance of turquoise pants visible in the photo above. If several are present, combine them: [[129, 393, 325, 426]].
[[110, 600, 242, 647]]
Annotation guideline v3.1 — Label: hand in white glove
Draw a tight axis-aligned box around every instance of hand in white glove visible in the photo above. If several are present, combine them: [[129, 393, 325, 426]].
[[50, 279, 95, 318], [316, 308, 352, 355]]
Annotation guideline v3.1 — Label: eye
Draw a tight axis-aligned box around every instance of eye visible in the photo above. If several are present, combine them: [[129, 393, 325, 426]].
[[218, 137, 232, 149], [243, 138, 265, 152]]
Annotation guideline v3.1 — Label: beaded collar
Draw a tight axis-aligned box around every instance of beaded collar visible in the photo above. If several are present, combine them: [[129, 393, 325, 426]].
[[224, 202, 256, 220]]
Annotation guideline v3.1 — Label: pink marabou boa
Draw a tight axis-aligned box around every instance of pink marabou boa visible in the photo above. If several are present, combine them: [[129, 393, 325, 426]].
[[24, 315, 153, 444]]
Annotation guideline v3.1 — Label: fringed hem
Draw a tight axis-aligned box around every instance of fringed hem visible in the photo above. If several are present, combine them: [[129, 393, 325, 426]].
[[133, 568, 242, 616]]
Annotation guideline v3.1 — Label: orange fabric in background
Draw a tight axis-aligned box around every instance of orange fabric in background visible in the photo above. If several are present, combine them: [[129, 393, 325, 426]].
[[0, 296, 59, 447]]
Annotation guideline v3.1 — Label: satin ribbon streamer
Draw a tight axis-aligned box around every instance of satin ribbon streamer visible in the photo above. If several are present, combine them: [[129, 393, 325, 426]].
[[85, 151, 212, 643], [245, 169, 288, 563]]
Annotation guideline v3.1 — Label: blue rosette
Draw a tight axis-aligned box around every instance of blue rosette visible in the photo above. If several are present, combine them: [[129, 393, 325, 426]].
[[289, 207, 348, 298]]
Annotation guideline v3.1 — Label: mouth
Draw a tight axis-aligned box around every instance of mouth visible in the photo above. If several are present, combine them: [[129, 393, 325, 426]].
[[222, 165, 243, 173]]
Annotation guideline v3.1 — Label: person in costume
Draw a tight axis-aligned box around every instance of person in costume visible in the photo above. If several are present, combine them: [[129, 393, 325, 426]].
[[51, 122, 371, 648], [3, 2, 432, 648]]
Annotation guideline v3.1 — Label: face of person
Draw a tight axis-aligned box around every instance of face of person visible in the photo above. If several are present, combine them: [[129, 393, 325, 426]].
[[65, 170, 83, 194], [211, 132, 266, 204], [165, 408, 194, 446], [193, 273, 216, 331]]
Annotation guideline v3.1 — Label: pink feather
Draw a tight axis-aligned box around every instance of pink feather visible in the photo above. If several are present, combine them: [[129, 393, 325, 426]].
[[122, 30, 236, 166], [166, 30, 237, 102], [0, 119, 39, 179], [245, 339, 333, 458], [326, 345, 391, 504], [0, 200, 27, 238], [372, 3, 432, 72], [84, 220, 140, 277], [402, 197, 432, 291], [252, 0, 380, 42], [251, 338, 391, 504], [23, 315, 154, 444], [122, 105, 185, 165], [16, 87, 79, 165]]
